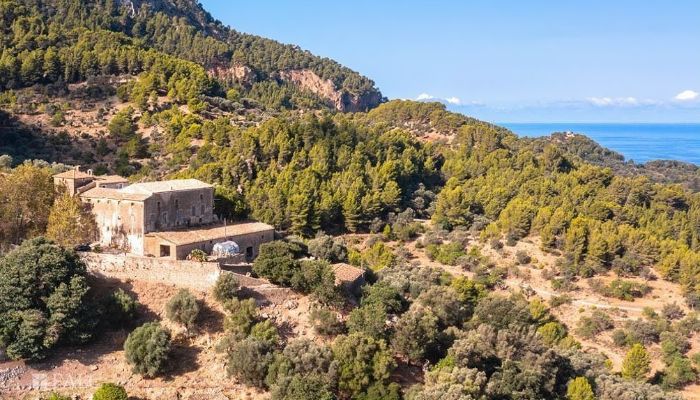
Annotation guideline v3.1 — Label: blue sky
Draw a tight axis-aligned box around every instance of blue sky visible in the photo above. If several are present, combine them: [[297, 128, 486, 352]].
[[201, 0, 700, 122]]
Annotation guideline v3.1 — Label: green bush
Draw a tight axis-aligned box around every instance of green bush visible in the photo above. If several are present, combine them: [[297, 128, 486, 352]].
[[92, 383, 128, 400], [213, 272, 240, 303], [575, 310, 614, 339], [310, 306, 345, 336], [223, 298, 259, 340], [124, 322, 171, 378], [188, 249, 207, 261], [226, 338, 273, 387], [425, 242, 465, 266], [165, 289, 200, 331], [332, 333, 396, 397], [46, 393, 71, 400], [0, 238, 96, 360], [515, 250, 531, 265], [589, 278, 651, 301], [347, 303, 388, 338], [102, 288, 139, 327]]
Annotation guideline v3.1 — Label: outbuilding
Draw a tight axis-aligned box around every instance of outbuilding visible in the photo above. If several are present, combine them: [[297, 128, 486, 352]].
[[144, 221, 275, 260]]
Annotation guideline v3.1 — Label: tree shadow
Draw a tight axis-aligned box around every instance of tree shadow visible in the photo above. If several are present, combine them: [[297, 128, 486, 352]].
[[198, 302, 225, 334], [163, 342, 201, 379]]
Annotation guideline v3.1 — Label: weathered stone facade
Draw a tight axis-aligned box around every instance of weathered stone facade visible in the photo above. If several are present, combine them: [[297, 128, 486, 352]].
[[53, 170, 275, 260], [79, 179, 216, 256]]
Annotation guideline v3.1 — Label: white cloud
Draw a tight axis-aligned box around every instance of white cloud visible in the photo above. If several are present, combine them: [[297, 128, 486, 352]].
[[415, 93, 464, 105], [675, 90, 699, 101], [586, 96, 659, 107], [415, 93, 435, 101]]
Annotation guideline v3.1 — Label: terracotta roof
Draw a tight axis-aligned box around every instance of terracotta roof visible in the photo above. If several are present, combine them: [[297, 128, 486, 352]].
[[54, 169, 93, 179], [146, 222, 274, 246], [95, 175, 128, 184], [80, 187, 150, 202], [121, 179, 212, 195], [332, 263, 366, 285]]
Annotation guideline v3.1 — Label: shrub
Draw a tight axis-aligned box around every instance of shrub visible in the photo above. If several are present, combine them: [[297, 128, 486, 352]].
[[46, 394, 71, 400], [661, 356, 696, 389], [309, 306, 345, 336], [308, 233, 347, 262], [124, 322, 171, 378], [361, 282, 405, 314], [515, 250, 531, 265], [415, 286, 467, 328], [623, 319, 660, 345], [549, 294, 573, 308], [662, 303, 685, 320], [391, 305, 439, 363], [213, 272, 239, 303], [332, 333, 396, 398], [589, 278, 651, 301], [575, 310, 614, 338], [226, 338, 273, 387], [347, 303, 388, 338], [102, 288, 139, 327], [165, 289, 200, 331], [490, 238, 503, 250], [188, 249, 207, 261], [612, 329, 628, 347], [425, 242, 465, 266], [660, 331, 690, 364], [223, 298, 258, 340], [270, 374, 335, 400], [265, 338, 335, 387], [250, 320, 280, 349], [92, 383, 128, 400]]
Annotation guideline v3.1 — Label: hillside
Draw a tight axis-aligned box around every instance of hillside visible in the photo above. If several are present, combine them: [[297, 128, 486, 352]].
[[2, 1, 700, 399]]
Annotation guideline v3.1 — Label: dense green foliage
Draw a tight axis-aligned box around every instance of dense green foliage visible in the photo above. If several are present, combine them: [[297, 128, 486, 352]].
[[0, 237, 96, 360], [92, 383, 128, 400], [165, 288, 200, 331], [212, 272, 240, 303], [124, 321, 172, 377], [0, 0, 381, 111]]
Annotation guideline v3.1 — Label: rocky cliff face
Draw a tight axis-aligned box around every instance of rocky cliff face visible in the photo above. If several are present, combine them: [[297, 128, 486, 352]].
[[208, 64, 257, 87], [278, 69, 383, 112]]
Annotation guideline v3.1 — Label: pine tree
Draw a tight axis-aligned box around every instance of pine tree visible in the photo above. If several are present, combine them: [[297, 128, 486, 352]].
[[621, 343, 651, 381], [343, 179, 364, 233], [566, 376, 595, 400]]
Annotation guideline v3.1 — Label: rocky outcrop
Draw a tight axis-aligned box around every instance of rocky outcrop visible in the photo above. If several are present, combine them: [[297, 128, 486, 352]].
[[208, 64, 257, 87], [278, 69, 383, 112]]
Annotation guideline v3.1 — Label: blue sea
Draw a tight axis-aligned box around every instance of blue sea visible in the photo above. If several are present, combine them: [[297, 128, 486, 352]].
[[501, 123, 700, 165]]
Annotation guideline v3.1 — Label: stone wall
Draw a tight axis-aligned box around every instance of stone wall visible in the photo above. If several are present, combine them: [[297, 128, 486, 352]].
[[81, 252, 221, 290], [80, 252, 269, 290]]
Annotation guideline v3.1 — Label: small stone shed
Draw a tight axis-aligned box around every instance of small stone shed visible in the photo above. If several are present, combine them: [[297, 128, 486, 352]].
[[332, 263, 367, 294], [144, 221, 275, 260]]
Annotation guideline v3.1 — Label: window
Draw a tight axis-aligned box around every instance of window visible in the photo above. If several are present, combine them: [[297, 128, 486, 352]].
[[175, 199, 179, 209], [200, 194, 203, 201], [246, 246, 254, 259], [159, 245, 171, 257], [192, 206, 196, 216]]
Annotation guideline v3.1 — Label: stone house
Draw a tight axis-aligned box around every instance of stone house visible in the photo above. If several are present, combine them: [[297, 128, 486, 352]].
[[53, 168, 274, 260]]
